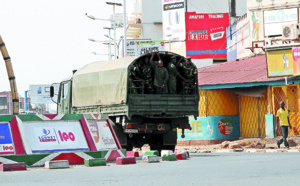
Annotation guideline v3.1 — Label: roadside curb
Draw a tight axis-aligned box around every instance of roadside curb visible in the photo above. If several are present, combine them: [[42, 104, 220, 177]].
[[187, 149, 300, 153], [246, 149, 266, 153]]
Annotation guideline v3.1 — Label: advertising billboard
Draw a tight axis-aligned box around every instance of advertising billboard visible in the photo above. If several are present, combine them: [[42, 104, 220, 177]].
[[292, 47, 300, 76], [127, 40, 165, 56], [22, 120, 89, 153], [264, 8, 298, 37], [87, 120, 118, 150], [0, 123, 14, 155], [162, 0, 186, 41], [185, 12, 229, 59], [29, 84, 59, 104], [266, 49, 293, 77]]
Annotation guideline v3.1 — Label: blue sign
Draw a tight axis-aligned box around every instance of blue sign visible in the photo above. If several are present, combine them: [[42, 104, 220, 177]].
[[178, 115, 240, 141], [0, 123, 13, 144]]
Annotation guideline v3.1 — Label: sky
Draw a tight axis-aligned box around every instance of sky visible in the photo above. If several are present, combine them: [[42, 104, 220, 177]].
[[0, 0, 128, 97]]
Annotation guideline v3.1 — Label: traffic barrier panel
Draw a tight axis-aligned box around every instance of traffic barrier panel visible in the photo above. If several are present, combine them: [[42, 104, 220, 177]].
[[0, 162, 27, 171], [174, 150, 190, 158], [142, 155, 159, 163], [116, 157, 136, 165], [144, 150, 159, 156], [0, 150, 126, 167], [161, 150, 173, 157], [162, 154, 177, 161], [126, 151, 139, 157], [84, 158, 106, 166], [45, 160, 69, 169]]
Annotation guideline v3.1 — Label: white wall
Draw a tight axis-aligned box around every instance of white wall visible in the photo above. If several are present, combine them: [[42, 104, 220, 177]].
[[141, 0, 163, 40], [187, 0, 247, 16], [142, 24, 163, 40], [142, 0, 162, 23], [192, 59, 213, 68]]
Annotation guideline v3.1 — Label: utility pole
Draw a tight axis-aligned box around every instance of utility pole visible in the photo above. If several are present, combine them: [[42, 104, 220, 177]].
[[104, 27, 114, 60], [106, 2, 122, 59], [123, 0, 127, 57]]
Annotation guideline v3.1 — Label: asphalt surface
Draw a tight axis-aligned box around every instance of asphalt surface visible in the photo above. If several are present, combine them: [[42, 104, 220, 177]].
[[1, 153, 300, 186]]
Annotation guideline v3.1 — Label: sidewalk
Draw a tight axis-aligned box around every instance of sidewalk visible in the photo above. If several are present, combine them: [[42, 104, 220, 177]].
[[174, 137, 300, 153], [138, 137, 300, 153]]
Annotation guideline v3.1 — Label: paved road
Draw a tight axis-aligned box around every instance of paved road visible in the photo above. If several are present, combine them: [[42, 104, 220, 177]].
[[1, 153, 299, 186]]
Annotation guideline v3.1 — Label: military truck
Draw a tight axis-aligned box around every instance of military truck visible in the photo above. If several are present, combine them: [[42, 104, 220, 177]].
[[50, 52, 199, 152]]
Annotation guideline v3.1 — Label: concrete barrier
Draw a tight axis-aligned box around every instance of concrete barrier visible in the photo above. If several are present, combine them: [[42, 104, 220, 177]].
[[144, 150, 159, 156], [116, 157, 136, 165], [162, 154, 177, 161], [126, 151, 139, 157], [84, 158, 106, 166], [45, 160, 69, 169], [0, 150, 126, 167], [176, 152, 188, 160], [174, 150, 190, 158], [142, 155, 159, 163], [161, 150, 173, 157], [0, 162, 27, 171]]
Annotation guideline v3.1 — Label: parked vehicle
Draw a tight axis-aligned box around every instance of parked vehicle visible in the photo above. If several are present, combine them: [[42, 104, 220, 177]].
[[50, 52, 199, 153]]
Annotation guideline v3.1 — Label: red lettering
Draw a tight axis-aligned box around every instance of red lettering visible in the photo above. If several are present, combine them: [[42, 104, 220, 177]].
[[63, 132, 69, 141], [3, 145, 13, 151], [69, 132, 75, 141], [58, 130, 63, 141], [58, 130, 75, 142]]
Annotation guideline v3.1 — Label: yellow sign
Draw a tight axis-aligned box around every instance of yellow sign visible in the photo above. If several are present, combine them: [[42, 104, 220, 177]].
[[266, 49, 293, 77]]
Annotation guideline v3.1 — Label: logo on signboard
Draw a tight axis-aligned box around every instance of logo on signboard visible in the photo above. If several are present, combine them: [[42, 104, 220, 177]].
[[277, 10, 285, 22], [218, 118, 233, 135], [38, 128, 57, 142], [210, 31, 225, 41], [188, 30, 208, 40], [164, 2, 184, 11], [0, 144, 14, 152]]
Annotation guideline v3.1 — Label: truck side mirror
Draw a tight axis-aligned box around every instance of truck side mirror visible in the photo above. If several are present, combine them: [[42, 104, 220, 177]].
[[50, 86, 54, 97]]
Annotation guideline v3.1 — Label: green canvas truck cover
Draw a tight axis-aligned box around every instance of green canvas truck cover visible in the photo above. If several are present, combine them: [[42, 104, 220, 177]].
[[72, 56, 137, 107]]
